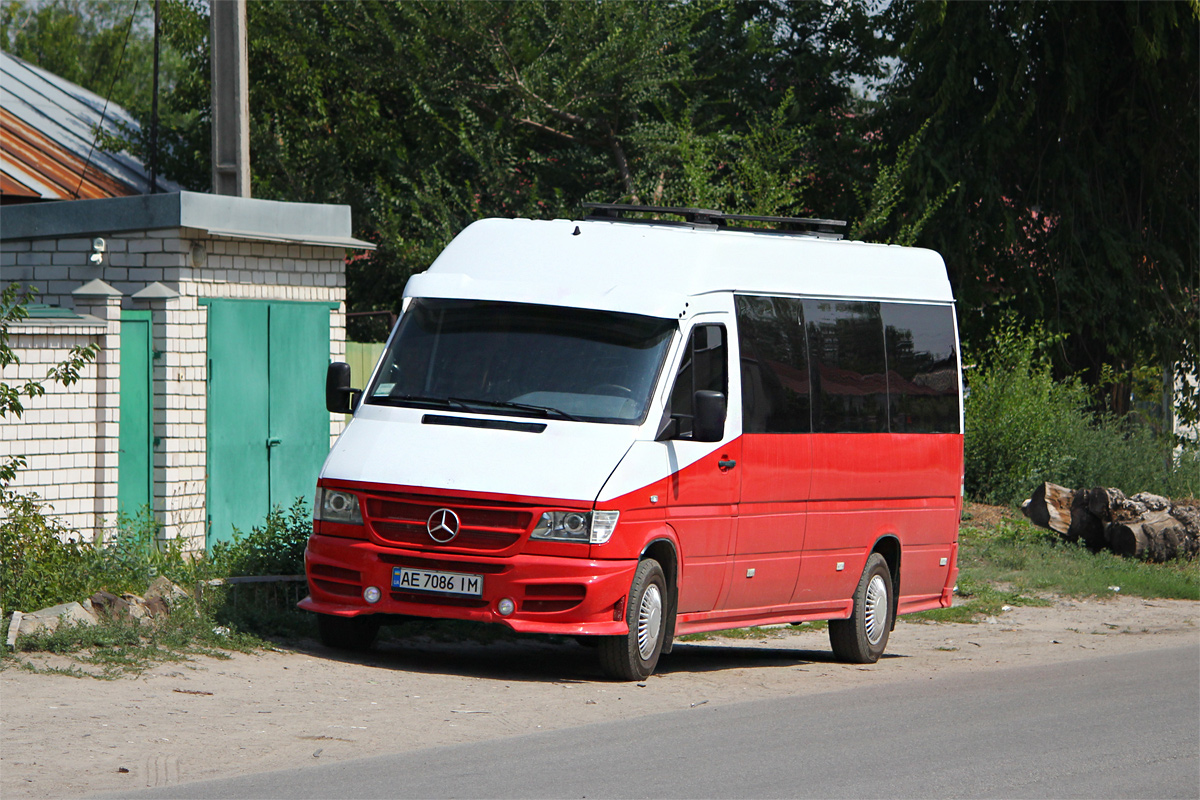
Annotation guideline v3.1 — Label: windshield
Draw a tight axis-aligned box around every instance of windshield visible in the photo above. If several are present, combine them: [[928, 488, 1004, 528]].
[[367, 299, 676, 424]]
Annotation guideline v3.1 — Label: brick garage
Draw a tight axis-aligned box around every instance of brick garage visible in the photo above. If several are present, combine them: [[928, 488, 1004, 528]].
[[1, 191, 373, 549]]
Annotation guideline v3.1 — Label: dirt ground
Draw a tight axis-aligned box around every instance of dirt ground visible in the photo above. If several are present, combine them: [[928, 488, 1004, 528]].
[[2, 594, 1197, 800]]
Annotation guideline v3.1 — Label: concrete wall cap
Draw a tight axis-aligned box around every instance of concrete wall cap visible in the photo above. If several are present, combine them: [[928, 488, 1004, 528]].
[[72, 278, 123, 296], [131, 281, 180, 300]]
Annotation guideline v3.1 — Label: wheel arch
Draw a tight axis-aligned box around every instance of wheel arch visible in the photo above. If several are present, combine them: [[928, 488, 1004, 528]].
[[641, 535, 679, 652], [871, 535, 901, 629]]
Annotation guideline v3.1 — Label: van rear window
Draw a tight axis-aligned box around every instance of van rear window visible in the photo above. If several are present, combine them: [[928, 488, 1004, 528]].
[[366, 299, 675, 425]]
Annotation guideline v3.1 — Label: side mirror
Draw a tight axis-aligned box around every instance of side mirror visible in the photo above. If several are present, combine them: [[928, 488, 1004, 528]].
[[692, 390, 726, 443], [326, 362, 360, 414]]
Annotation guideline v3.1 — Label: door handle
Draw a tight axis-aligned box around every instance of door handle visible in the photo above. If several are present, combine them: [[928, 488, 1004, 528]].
[[266, 437, 282, 448], [718, 458, 737, 470]]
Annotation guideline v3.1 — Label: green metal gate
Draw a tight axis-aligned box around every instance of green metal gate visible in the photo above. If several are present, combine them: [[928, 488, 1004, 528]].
[[117, 310, 153, 518], [203, 299, 334, 547]]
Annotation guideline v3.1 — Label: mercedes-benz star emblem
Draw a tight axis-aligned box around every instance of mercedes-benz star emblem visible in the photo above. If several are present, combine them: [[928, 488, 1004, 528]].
[[427, 508, 461, 543]]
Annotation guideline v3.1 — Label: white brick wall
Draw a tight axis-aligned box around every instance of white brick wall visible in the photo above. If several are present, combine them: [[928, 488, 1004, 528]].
[[1, 311, 118, 543], [3, 227, 349, 550]]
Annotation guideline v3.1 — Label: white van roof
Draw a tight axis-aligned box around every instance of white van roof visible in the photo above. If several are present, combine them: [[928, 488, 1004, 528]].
[[404, 217, 954, 319]]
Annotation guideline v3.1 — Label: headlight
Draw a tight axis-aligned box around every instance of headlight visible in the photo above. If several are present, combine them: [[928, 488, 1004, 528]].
[[530, 510, 619, 544], [314, 487, 363, 525]]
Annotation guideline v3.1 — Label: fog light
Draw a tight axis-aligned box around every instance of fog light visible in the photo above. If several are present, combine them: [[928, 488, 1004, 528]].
[[363, 586, 382, 604], [497, 598, 515, 616]]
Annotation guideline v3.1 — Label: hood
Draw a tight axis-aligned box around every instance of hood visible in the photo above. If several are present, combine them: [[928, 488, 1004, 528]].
[[321, 404, 639, 504]]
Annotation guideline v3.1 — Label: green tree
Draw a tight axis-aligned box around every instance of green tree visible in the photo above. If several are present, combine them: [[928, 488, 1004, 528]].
[[879, 1, 1199, 422], [1, 0, 185, 119]]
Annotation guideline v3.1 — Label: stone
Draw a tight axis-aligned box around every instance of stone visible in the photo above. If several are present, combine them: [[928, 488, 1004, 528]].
[[121, 594, 149, 621], [90, 590, 130, 620], [144, 576, 190, 609], [18, 601, 98, 636]]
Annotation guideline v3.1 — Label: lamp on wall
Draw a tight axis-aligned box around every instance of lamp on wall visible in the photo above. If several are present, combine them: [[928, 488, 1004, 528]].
[[89, 237, 106, 266]]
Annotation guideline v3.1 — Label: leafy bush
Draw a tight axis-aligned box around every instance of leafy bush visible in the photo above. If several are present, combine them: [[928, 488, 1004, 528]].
[[208, 497, 311, 578], [0, 491, 94, 613], [965, 315, 1197, 505]]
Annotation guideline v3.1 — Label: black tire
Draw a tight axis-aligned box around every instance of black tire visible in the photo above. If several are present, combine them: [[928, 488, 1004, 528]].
[[598, 559, 667, 680], [316, 613, 381, 651], [829, 553, 893, 664]]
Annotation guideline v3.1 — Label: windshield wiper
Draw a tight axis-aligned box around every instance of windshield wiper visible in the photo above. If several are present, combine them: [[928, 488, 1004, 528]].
[[447, 397, 579, 421], [372, 394, 459, 409]]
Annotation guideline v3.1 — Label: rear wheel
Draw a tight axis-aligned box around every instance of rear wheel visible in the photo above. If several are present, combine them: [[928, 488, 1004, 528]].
[[599, 559, 667, 680], [829, 553, 893, 663], [316, 613, 381, 651]]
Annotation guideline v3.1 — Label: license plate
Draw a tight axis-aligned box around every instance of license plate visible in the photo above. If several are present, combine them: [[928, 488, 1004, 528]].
[[391, 567, 484, 597]]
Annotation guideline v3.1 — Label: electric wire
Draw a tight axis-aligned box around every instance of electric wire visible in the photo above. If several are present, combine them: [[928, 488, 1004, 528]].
[[72, 0, 141, 199]]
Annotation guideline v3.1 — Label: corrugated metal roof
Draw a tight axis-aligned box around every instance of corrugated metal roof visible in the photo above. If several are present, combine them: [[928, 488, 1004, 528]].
[[0, 49, 181, 203]]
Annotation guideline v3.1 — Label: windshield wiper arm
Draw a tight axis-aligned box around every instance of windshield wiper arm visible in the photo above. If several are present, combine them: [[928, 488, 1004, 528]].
[[374, 394, 458, 409], [447, 397, 579, 421]]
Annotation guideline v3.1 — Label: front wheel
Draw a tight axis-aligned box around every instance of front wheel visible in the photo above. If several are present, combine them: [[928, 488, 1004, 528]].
[[828, 553, 893, 663], [598, 559, 667, 680], [316, 613, 381, 651]]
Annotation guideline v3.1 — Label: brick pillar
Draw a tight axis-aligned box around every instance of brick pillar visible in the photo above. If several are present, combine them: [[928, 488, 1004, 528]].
[[71, 279, 123, 543]]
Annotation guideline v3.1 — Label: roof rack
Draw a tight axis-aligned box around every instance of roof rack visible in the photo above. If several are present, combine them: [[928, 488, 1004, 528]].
[[581, 203, 847, 240]]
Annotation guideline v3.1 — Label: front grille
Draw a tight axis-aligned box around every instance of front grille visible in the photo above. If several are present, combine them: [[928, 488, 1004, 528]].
[[377, 553, 511, 575], [364, 491, 534, 552]]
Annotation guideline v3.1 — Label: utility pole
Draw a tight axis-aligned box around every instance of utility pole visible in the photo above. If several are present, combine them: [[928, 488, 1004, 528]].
[[210, 0, 250, 197]]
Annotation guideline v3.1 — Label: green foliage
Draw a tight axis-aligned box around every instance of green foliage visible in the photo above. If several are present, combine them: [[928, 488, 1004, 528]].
[[0, 0, 189, 119], [850, 120, 959, 246], [965, 314, 1197, 506], [881, 1, 1198, 422], [0, 492, 94, 613], [0, 495, 183, 614], [207, 497, 311, 578], [914, 515, 1198, 623]]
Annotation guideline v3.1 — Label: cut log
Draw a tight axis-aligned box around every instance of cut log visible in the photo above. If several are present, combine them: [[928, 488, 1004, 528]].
[[1086, 487, 1126, 521], [1107, 512, 1187, 562], [1069, 491, 1107, 551], [1022, 482, 1075, 534]]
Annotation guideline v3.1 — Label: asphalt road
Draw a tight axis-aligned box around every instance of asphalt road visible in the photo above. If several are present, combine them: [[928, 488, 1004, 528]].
[[106, 645, 1199, 800]]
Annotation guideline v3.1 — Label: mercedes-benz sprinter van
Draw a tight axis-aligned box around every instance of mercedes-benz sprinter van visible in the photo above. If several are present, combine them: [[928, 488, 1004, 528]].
[[301, 204, 963, 680]]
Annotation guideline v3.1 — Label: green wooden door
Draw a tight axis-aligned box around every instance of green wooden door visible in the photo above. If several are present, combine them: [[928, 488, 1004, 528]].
[[205, 300, 332, 547], [267, 303, 332, 515], [117, 310, 153, 517]]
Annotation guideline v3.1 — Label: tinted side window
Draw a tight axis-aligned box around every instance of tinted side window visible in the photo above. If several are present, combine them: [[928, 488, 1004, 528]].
[[669, 324, 728, 438], [803, 300, 887, 433], [882, 303, 960, 433], [735, 295, 811, 433]]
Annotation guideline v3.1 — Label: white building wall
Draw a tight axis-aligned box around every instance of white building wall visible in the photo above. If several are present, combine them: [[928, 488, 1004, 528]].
[[1, 314, 119, 542], [2, 227, 349, 550]]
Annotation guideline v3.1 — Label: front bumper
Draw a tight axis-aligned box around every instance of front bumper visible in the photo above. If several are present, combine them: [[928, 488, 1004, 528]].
[[298, 533, 636, 635]]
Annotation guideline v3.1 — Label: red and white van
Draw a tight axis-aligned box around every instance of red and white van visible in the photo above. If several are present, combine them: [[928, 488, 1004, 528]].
[[301, 205, 963, 680]]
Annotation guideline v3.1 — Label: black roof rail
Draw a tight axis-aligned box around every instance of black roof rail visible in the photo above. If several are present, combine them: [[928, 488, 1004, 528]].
[[581, 202, 847, 239]]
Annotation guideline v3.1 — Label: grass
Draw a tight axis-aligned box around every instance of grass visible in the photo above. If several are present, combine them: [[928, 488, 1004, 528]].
[[4, 605, 262, 679], [910, 512, 1199, 623]]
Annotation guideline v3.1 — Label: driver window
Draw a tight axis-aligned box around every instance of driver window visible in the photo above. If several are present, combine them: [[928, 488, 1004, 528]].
[[669, 324, 728, 438]]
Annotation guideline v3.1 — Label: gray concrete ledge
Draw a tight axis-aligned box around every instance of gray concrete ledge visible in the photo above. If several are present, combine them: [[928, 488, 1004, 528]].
[[0, 192, 374, 249]]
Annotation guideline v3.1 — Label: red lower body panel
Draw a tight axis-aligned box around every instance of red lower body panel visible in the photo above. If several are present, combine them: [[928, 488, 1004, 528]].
[[299, 533, 636, 635]]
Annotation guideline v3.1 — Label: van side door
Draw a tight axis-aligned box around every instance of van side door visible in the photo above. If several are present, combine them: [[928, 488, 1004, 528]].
[[724, 295, 811, 610], [662, 319, 741, 615]]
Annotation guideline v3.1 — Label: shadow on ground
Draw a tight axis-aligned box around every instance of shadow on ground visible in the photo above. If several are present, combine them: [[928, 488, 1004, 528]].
[[278, 619, 904, 684]]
